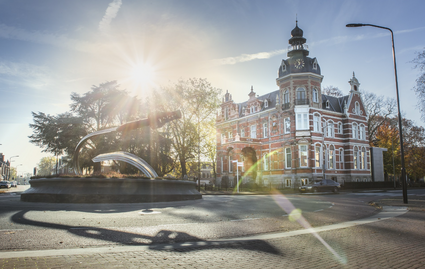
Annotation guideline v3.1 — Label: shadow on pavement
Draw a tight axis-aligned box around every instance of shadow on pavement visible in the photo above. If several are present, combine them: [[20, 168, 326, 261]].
[[10, 210, 282, 255]]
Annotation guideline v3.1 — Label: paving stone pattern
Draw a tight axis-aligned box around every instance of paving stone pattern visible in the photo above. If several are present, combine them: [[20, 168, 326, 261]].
[[1, 195, 424, 269]]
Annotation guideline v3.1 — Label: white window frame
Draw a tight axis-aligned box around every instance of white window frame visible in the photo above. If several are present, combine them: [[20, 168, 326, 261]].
[[240, 128, 245, 138], [263, 122, 268, 138], [338, 122, 343, 134], [339, 149, 344, 170], [228, 131, 232, 139], [251, 125, 257, 139], [299, 145, 308, 167], [352, 123, 358, 139], [355, 102, 360, 115], [328, 145, 335, 169], [229, 155, 233, 173], [313, 88, 318, 103], [284, 117, 290, 134], [264, 100, 268, 108], [285, 148, 292, 169], [285, 178, 291, 187], [284, 90, 289, 104], [263, 154, 269, 170], [353, 146, 358, 169], [296, 113, 308, 130], [315, 144, 322, 168], [359, 124, 365, 140], [296, 87, 306, 100], [313, 114, 320, 132]]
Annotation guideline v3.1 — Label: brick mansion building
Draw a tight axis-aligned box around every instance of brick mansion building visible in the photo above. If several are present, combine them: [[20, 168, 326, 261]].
[[216, 22, 371, 188]]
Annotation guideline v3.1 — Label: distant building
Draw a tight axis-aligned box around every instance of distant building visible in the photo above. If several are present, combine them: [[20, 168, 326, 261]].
[[0, 153, 10, 180], [216, 22, 371, 188]]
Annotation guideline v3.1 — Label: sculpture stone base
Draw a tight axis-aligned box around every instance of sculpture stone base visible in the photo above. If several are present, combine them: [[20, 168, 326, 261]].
[[21, 178, 202, 203]]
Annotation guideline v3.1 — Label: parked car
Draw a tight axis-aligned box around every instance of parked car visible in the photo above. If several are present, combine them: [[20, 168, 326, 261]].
[[10, 181, 17, 188], [0, 181, 11, 189], [299, 179, 340, 193]]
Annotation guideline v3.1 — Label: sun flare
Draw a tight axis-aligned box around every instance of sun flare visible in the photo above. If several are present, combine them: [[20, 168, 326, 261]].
[[130, 62, 156, 87]]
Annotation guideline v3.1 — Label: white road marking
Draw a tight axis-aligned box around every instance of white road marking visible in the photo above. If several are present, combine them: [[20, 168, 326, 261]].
[[0, 206, 407, 259]]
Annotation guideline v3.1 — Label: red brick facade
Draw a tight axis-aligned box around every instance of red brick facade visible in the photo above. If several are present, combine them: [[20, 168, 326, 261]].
[[215, 25, 371, 188]]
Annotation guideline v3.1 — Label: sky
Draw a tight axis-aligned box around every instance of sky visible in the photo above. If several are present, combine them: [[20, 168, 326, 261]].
[[0, 0, 424, 176]]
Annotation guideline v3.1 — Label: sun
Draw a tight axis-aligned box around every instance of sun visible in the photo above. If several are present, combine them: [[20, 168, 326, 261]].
[[130, 62, 156, 89]]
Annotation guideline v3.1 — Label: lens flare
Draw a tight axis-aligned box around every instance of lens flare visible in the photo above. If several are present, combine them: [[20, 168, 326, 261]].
[[234, 149, 346, 264]]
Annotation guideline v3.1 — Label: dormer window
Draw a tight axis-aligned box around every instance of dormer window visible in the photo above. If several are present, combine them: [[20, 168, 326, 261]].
[[281, 60, 287, 72], [313, 58, 318, 70], [326, 100, 330, 108], [264, 100, 268, 108]]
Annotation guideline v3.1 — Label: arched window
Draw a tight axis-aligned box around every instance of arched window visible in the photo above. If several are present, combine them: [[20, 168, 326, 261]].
[[328, 145, 335, 169], [338, 122, 343, 134], [326, 121, 334, 137], [313, 88, 318, 103], [355, 102, 360, 115], [352, 123, 358, 139], [353, 147, 359, 169], [326, 100, 330, 108], [299, 145, 308, 167], [361, 147, 366, 169], [264, 100, 268, 108], [339, 149, 344, 170], [284, 90, 289, 104], [359, 124, 366, 140], [313, 113, 321, 132], [315, 143, 322, 168], [353, 146, 359, 169], [296, 87, 306, 100]]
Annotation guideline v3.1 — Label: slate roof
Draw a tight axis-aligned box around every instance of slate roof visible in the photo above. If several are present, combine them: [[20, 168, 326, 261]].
[[238, 90, 280, 117], [322, 94, 349, 113]]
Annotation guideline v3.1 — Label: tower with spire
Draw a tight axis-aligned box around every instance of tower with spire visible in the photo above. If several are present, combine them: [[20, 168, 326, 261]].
[[215, 20, 371, 189]]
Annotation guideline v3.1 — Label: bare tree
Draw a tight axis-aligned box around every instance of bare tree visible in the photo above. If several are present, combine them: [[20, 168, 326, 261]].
[[361, 90, 396, 145], [322, 85, 343, 97], [412, 49, 425, 122]]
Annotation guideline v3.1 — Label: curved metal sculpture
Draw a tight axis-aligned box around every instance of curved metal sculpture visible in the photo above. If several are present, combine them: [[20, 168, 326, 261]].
[[92, 151, 158, 178], [73, 110, 182, 176]]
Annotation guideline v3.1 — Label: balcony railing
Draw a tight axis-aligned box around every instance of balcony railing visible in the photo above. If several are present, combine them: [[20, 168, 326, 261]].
[[282, 103, 290, 110], [287, 44, 309, 52], [295, 99, 309, 105]]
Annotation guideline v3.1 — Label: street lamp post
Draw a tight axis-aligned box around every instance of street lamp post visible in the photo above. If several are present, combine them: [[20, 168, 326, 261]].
[[8, 155, 19, 180], [346, 23, 408, 204], [232, 160, 243, 193]]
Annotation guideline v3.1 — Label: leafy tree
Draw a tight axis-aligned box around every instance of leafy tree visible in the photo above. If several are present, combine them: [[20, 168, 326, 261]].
[[36, 157, 56, 176], [154, 78, 222, 177], [412, 49, 425, 122], [374, 117, 425, 182], [202, 118, 218, 180], [322, 86, 343, 97], [29, 112, 86, 156], [69, 81, 141, 172]]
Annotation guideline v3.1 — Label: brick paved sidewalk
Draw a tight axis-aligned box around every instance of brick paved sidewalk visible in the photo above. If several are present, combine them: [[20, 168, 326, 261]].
[[1, 199, 424, 269]]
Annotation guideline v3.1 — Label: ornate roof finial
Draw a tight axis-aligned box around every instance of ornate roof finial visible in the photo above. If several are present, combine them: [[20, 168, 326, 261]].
[[251, 85, 253, 92], [296, 14, 298, 26], [353, 71, 356, 77]]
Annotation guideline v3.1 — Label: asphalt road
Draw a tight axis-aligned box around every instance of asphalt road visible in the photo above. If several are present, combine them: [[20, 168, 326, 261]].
[[0, 186, 388, 251], [1, 187, 424, 268]]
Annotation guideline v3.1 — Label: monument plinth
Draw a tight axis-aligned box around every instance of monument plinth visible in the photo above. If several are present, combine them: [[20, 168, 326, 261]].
[[21, 110, 202, 203]]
